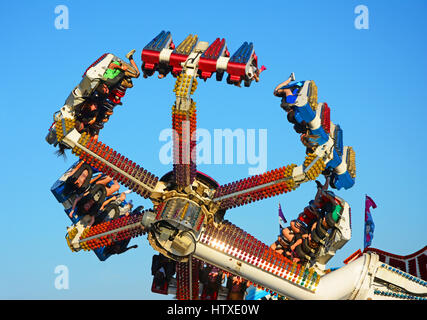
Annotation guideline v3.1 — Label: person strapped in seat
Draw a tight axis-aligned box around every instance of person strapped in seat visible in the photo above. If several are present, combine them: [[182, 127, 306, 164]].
[[271, 177, 331, 263], [103, 50, 140, 89]]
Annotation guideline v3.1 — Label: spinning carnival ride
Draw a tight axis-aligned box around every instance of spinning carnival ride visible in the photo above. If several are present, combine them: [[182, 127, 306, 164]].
[[46, 31, 427, 300]]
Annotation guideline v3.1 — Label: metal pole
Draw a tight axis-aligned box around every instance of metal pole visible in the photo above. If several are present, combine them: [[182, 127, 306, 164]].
[[189, 255, 193, 300]]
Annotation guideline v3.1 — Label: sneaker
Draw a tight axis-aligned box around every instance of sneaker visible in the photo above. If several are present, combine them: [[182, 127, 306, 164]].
[[126, 49, 136, 60], [290, 72, 295, 81]]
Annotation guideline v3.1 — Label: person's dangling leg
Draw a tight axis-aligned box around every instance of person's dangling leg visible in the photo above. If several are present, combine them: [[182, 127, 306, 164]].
[[273, 73, 295, 96], [124, 49, 140, 78], [93, 175, 112, 186], [104, 180, 120, 197], [282, 226, 295, 243]]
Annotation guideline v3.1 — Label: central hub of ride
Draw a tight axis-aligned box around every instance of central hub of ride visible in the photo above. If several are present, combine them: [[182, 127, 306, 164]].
[[149, 197, 202, 260], [145, 171, 222, 262]]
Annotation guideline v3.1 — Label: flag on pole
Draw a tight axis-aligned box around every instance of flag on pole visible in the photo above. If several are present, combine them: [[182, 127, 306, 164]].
[[278, 203, 287, 235], [364, 195, 377, 249]]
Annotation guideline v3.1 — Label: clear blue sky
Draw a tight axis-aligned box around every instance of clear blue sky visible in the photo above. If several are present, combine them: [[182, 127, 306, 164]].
[[0, 0, 426, 299]]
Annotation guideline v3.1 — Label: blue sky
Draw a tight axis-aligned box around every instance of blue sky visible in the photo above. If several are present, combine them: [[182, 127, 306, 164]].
[[0, 0, 426, 299]]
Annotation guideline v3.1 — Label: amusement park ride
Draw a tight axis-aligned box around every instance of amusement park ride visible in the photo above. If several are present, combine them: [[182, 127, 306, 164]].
[[46, 31, 426, 300]]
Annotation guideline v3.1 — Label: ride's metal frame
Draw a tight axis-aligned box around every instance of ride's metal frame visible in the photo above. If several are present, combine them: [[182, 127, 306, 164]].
[[52, 32, 427, 301]]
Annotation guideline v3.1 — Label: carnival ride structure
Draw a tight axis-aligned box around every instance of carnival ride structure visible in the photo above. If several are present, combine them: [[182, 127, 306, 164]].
[[46, 31, 427, 300]]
